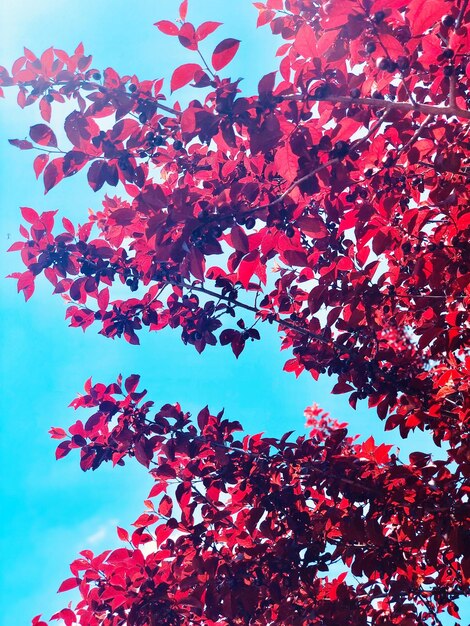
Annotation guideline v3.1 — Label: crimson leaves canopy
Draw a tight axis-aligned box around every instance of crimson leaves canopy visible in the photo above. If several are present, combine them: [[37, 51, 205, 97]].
[[2, 0, 469, 624]]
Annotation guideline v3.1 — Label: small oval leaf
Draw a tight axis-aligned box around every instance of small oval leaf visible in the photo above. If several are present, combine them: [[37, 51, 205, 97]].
[[212, 38, 240, 71], [29, 124, 58, 147], [154, 20, 179, 36]]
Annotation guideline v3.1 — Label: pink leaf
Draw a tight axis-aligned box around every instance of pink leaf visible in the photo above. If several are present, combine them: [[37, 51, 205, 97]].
[[49, 427, 67, 440], [154, 20, 179, 36], [179, 0, 188, 21], [196, 21, 222, 41], [97, 287, 109, 311], [117, 526, 129, 541], [178, 23, 198, 50], [149, 483, 167, 498], [50, 608, 76, 626], [62, 217, 75, 235], [57, 577, 80, 593], [212, 38, 240, 71], [33, 154, 49, 179], [39, 96, 52, 122], [20, 207, 39, 224]]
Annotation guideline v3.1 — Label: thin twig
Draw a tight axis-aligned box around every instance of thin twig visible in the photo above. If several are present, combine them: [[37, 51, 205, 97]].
[[196, 49, 216, 80], [390, 114, 434, 170], [181, 280, 330, 344], [270, 158, 339, 207]]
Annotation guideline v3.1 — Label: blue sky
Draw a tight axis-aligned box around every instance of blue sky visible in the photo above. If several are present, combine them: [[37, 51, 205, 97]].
[[0, 1, 466, 624]]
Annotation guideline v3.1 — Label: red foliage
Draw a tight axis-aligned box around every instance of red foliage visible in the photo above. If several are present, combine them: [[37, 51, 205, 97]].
[[1, 0, 470, 623]]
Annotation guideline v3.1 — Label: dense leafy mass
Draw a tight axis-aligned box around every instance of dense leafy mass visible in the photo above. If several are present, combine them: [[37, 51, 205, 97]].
[[2, 0, 469, 624]]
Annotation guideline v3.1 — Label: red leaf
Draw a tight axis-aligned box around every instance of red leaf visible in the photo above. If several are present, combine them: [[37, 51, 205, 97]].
[[133, 512, 159, 528], [8, 138, 33, 150], [50, 609, 76, 626], [154, 20, 179, 36], [170, 63, 202, 92], [407, 0, 446, 36], [231, 224, 249, 253], [87, 160, 108, 192], [20, 207, 39, 224], [125, 374, 140, 393], [211, 38, 240, 71], [197, 406, 210, 429], [49, 427, 67, 439], [296, 216, 328, 238], [134, 438, 152, 468], [179, 0, 188, 21], [158, 494, 173, 517], [55, 441, 72, 460], [231, 333, 246, 359], [97, 288, 109, 311], [117, 526, 129, 541], [274, 144, 298, 183], [33, 154, 49, 179], [293, 23, 317, 58], [149, 483, 167, 498], [238, 250, 259, 288], [57, 577, 80, 593], [155, 524, 173, 546], [178, 23, 198, 50], [196, 21, 222, 41], [332, 381, 354, 394], [103, 67, 120, 88], [29, 123, 57, 147], [7, 241, 24, 252], [39, 96, 52, 122], [43, 160, 61, 193], [62, 217, 75, 235], [189, 246, 205, 280]]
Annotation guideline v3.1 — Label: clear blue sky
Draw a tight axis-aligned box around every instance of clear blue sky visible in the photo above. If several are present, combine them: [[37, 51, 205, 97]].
[[0, 2, 465, 625]]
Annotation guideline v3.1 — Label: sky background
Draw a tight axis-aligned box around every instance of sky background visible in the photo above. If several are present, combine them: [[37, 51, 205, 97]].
[[0, 1, 467, 625]]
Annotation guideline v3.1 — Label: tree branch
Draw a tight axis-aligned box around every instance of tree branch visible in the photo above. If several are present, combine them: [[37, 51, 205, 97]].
[[456, 0, 469, 28], [398, 114, 434, 157], [284, 94, 470, 120], [180, 280, 331, 344], [155, 102, 181, 116]]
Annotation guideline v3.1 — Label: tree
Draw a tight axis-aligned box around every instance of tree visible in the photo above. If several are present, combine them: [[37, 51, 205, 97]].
[[1, 0, 469, 623]]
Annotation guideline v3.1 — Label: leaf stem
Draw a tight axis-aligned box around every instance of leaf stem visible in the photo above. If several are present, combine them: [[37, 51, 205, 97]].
[[197, 48, 216, 79]]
